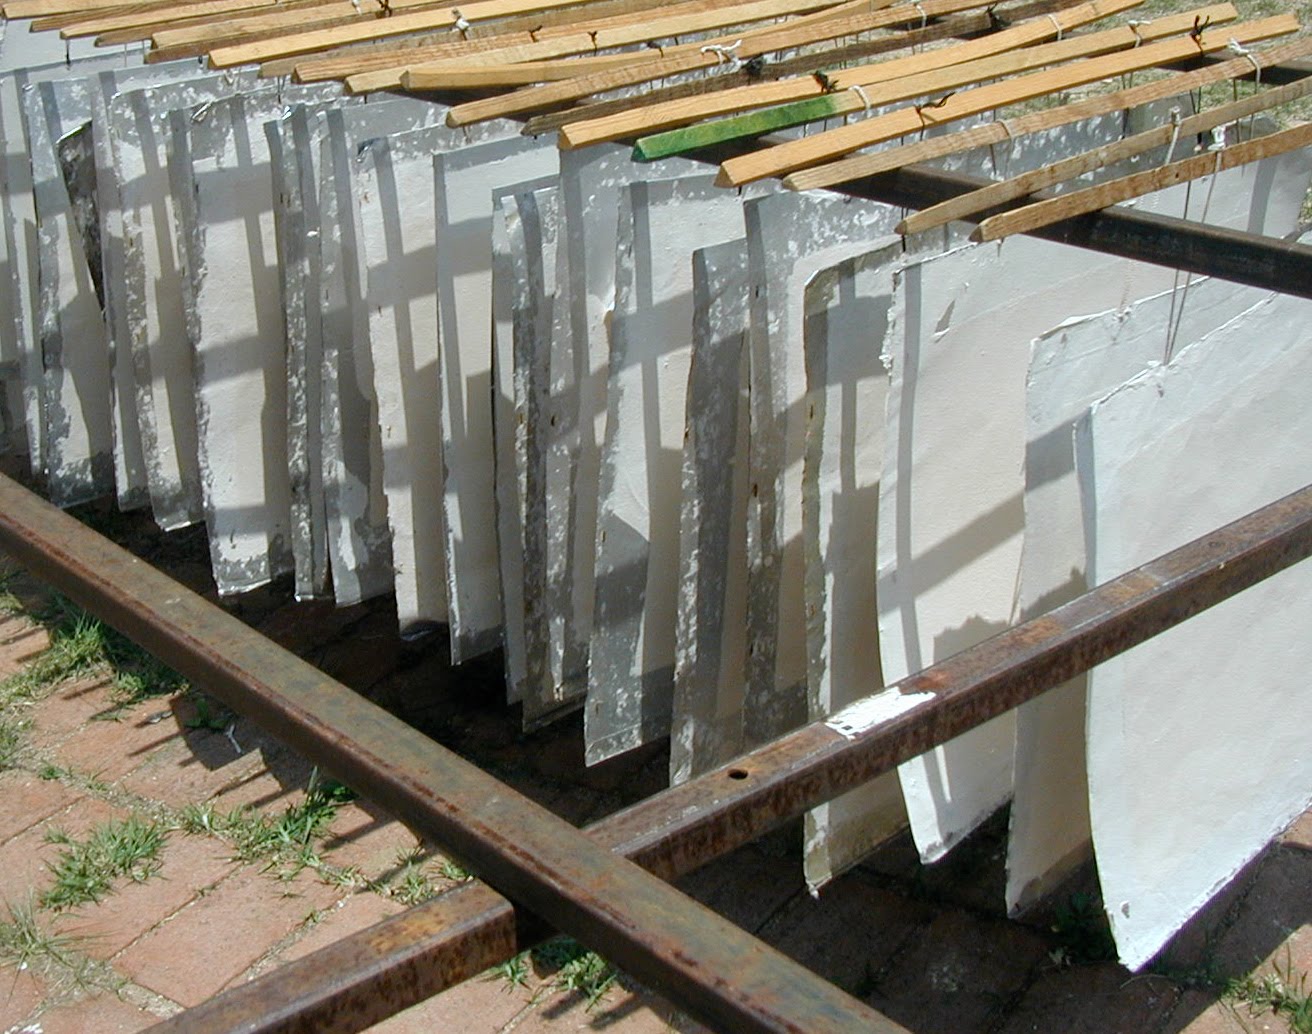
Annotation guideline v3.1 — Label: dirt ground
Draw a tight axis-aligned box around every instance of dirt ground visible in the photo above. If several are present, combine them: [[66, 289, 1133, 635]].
[[0, 489, 1309, 1034]]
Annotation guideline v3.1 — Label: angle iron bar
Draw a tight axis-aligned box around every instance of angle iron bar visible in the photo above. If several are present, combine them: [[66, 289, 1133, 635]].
[[0, 471, 900, 1034], [678, 134, 1312, 301], [153, 480, 1312, 1032]]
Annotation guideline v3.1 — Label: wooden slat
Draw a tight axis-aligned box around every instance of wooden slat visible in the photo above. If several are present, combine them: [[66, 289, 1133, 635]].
[[280, 0, 665, 79], [206, 0, 804, 67], [973, 120, 1312, 240], [517, 0, 1087, 136], [361, 0, 871, 92], [390, 0, 847, 72], [898, 75, 1312, 234], [782, 33, 1312, 190], [716, 15, 1299, 185], [565, 0, 1163, 149], [328, 0, 798, 90], [31, 0, 234, 30], [4, 0, 139, 17], [399, 52, 652, 84], [440, 0, 1002, 124], [51, 0, 277, 34]]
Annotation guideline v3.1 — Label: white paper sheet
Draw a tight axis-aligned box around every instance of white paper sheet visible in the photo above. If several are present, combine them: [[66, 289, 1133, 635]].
[[1076, 289, 1312, 970], [877, 116, 1312, 866], [174, 87, 341, 594], [433, 133, 558, 661], [1007, 156, 1312, 910]]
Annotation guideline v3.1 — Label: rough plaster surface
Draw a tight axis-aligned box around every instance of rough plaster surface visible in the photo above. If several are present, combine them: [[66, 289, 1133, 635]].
[[587, 176, 755, 766], [26, 77, 114, 507], [1076, 289, 1312, 970], [173, 88, 342, 595], [93, 61, 200, 512], [742, 190, 899, 749], [492, 186, 559, 703], [669, 239, 750, 785], [109, 73, 258, 529], [526, 145, 700, 725], [432, 133, 558, 662], [800, 240, 912, 893]]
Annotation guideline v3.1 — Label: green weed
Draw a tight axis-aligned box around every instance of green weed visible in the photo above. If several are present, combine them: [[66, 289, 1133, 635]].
[[533, 937, 618, 1008], [40, 815, 168, 911], [1226, 955, 1312, 1033], [0, 896, 74, 970], [1050, 892, 1118, 965]]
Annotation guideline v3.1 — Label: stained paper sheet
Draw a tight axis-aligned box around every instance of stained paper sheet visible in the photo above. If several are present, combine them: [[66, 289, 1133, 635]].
[[588, 176, 759, 765], [743, 190, 900, 746], [526, 145, 699, 725], [93, 62, 201, 512], [1007, 156, 1312, 911], [433, 134, 558, 661], [1076, 289, 1312, 970], [669, 239, 750, 784], [801, 241, 911, 891], [174, 87, 342, 594], [1, 54, 128, 474], [26, 78, 115, 506], [880, 137, 1312, 865], [353, 119, 522, 638], [109, 73, 257, 529], [492, 186, 560, 702], [315, 102, 449, 607]]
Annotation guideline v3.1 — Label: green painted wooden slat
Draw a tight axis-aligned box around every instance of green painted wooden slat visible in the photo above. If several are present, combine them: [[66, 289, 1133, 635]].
[[632, 92, 847, 161]]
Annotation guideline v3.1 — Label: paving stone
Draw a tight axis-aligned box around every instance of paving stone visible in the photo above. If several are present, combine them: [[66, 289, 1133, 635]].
[[1210, 846, 1312, 978], [675, 844, 802, 932], [1282, 810, 1312, 851], [509, 984, 714, 1034], [115, 718, 263, 809], [0, 964, 46, 1029], [27, 677, 121, 748], [0, 621, 49, 674], [33, 989, 156, 1033], [56, 709, 187, 783], [53, 832, 240, 960], [0, 771, 79, 844], [206, 751, 314, 814], [994, 964, 1179, 1033], [365, 965, 534, 1033], [318, 802, 421, 882], [115, 867, 344, 1007], [0, 797, 128, 909], [280, 890, 407, 963], [1166, 990, 1260, 1034], [869, 909, 1050, 1033]]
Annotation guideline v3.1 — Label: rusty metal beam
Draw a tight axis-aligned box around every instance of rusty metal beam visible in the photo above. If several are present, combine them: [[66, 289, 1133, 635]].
[[106, 479, 1312, 1030], [0, 471, 902, 1034]]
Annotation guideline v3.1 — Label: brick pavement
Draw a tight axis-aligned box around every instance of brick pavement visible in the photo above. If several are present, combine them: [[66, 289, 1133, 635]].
[[0, 542, 1308, 1033]]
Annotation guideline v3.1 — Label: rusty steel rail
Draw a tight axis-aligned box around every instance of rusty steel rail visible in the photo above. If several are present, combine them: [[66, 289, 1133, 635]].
[[0, 471, 900, 1034], [4, 470, 1309, 1030]]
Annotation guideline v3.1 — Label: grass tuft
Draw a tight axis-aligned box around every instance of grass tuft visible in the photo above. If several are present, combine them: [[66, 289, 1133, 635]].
[[0, 896, 76, 970], [1226, 956, 1312, 1033], [40, 815, 168, 911]]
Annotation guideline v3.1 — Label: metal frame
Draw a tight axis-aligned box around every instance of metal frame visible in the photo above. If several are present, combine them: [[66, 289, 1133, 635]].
[[2, 57, 1311, 1034]]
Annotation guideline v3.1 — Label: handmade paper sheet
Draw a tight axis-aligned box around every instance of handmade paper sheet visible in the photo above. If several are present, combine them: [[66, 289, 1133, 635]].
[[1076, 289, 1312, 970]]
